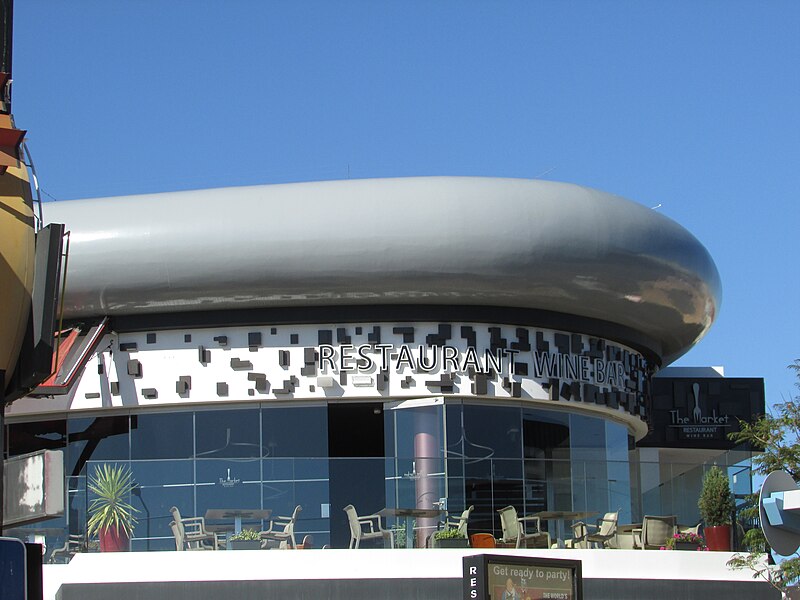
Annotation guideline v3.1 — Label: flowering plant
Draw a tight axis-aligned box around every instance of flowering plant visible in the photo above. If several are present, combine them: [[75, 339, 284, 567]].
[[662, 531, 708, 550]]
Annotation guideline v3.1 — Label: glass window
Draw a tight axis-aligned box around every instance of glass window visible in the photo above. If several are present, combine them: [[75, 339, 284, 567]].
[[522, 408, 571, 513], [195, 408, 261, 459], [385, 402, 445, 513], [7, 419, 66, 457], [262, 405, 328, 458], [130, 483, 194, 551], [462, 404, 522, 461], [461, 404, 523, 536], [67, 416, 130, 477], [606, 421, 632, 523], [131, 412, 193, 460]]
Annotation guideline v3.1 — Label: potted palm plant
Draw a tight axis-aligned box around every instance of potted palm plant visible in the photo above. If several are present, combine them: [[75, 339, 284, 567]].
[[87, 464, 139, 552], [698, 465, 735, 551]]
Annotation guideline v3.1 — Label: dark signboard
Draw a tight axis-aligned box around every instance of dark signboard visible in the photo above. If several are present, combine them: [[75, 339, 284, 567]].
[[0, 537, 26, 600], [463, 554, 582, 600], [638, 377, 765, 450]]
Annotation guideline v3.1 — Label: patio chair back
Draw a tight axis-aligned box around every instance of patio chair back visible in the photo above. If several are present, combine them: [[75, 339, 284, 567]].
[[169, 505, 220, 550], [498, 505, 521, 544], [451, 505, 474, 538], [641, 515, 677, 550], [261, 504, 303, 549], [342, 504, 393, 549], [598, 512, 618, 537], [343, 504, 362, 548], [170, 519, 186, 551]]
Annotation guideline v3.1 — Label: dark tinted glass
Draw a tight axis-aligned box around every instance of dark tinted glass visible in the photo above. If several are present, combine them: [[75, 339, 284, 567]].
[[131, 412, 193, 459], [195, 408, 260, 458], [7, 419, 66, 457], [262, 406, 328, 458], [67, 416, 129, 476]]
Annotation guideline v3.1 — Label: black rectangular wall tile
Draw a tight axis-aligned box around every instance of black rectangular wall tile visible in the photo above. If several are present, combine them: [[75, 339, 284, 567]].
[[367, 326, 381, 344], [393, 327, 415, 343], [460, 326, 476, 348], [536, 332, 549, 352], [471, 373, 488, 395], [548, 379, 560, 401], [248, 332, 262, 350]]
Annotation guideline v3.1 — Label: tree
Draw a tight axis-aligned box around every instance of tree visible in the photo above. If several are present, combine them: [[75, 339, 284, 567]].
[[727, 360, 800, 597]]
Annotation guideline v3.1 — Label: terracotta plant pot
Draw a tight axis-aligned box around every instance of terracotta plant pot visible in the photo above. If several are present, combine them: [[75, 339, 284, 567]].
[[99, 526, 130, 552], [704, 525, 731, 551]]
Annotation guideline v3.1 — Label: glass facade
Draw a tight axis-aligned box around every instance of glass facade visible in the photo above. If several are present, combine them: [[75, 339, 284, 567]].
[[4, 400, 750, 556]]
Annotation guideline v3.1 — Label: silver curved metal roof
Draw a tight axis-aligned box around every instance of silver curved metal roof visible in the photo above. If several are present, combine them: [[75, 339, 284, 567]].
[[44, 177, 721, 363]]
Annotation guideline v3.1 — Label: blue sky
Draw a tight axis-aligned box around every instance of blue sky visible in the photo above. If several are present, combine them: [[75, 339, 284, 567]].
[[11, 1, 799, 406]]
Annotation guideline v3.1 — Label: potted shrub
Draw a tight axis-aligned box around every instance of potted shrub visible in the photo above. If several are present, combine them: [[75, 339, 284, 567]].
[[229, 528, 262, 550], [698, 465, 735, 551], [663, 531, 708, 551], [432, 527, 470, 549], [87, 464, 138, 552]]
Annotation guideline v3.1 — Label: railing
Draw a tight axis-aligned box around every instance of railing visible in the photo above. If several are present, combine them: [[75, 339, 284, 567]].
[[9, 456, 752, 557]]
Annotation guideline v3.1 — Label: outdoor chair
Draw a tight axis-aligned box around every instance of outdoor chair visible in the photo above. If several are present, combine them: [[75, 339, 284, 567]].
[[497, 505, 551, 549], [633, 515, 677, 550], [429, 505, 474, 547], [48, 534, 87, 563], [260, 504, 302, 549], [445, 504, 474, 538], [571, 511, 619, 549], [296, 535, 314, 549], [169, 506, 224, 550], [343, 504, 394, 549], [679, 523, 701, 536], [613, 524, 640, 549]]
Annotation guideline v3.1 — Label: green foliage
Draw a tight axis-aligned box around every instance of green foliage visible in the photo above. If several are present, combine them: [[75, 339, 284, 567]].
[[729, 361, 800, 480], [698, 465, 735, 526], [392, 525, 407, 548], [726, 360, 800, 591], [434, 527, 467, 540], [86, 463, 139, 537], [727, 553, 800, 596], [229, 529, 261, 541]]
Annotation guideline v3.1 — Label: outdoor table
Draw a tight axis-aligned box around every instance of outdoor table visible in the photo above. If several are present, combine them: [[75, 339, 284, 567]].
[[204, 508, 272, 535], [380, 507, 445, 549], [616, 523, 642, 549], [532, 510, 597, 548]]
